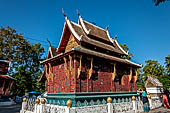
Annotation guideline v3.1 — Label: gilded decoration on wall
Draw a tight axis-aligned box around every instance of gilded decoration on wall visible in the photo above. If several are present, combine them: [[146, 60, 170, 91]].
[[77, 55, 82, 78], [64, 57, 69, 78], [129, 67, 132, 82], [88, 57, 93, 79], [112, 63, 116, 80], [134, 69, 138, 82], [44, 63, 54, 81]]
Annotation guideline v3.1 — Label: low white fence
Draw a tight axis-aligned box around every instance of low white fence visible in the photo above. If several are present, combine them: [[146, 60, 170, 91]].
[[20, 96, 162, 113]]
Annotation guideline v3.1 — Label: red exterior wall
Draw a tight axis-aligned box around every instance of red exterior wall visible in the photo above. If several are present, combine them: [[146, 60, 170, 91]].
[[47, 58, 77, 93], [47, 55, 137, 93]]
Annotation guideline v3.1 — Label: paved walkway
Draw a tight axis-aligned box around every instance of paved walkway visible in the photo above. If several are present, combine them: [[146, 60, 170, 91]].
[[0, 104, 21, 113], [148, 107, 170, 113]]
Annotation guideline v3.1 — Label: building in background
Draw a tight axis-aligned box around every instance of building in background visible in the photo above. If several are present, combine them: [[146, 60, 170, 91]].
[[0, 60, 16, 96]]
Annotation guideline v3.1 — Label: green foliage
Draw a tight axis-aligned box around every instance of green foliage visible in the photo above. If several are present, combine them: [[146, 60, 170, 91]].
[[153, 0, 168, 6], [143, 57, 170, 89], [158, 75, 170, 89], [143, 60, 164, 77], [0, 26, 45, 96], [136, 69, 145, 89], [165, 55, 170, 75], [120, 43, 133, 60]]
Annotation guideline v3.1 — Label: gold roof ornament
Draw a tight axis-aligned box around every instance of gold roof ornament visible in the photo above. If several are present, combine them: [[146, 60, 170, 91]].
[[66, 99, 72, 108], [107, 97, 112, 103], [105, 25, 109, 31], [23, 98, 27, 102], [132, 96, 136, 100], [76, 9, 80, 16], [147, 92, 151, 99], [36, 98, 40, 104], [113, 35, 117, 41], [41, 98, 46, 104], [62, 8, 66, 17]]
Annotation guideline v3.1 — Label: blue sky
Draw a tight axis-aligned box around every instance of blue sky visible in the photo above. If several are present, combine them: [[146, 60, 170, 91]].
[[0, 0, 170, 66]]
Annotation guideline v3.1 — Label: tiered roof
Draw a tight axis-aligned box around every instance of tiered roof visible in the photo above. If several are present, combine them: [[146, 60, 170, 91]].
[[0, 60, 16, 80], [0, 60, 10, 74], [41, 11, 141, 68]]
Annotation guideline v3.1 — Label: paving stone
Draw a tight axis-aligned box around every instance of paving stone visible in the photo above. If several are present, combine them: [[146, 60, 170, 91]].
[[148, 107, 170, 113]]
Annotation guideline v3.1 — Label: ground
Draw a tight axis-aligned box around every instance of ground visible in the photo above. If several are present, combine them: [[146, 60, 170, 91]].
[[0, 104, 21, 113], [149, 107, 170, 113], [0, 104, 170, 113]]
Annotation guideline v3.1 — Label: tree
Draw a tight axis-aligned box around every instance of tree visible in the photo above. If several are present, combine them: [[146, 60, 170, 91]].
[[136, 69, 145, 88], [143, 60, 164, 77], [120, 43, 133, 60], [143, 59, 170, 89], [0, 26, 45, 95], [158, 75, 170, 89], [165, 55, 170, 75], [11, 66, 33, 96], [152, 0, 169, 6]]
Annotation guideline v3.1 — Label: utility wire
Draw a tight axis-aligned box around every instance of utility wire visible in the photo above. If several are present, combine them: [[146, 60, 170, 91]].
[[24, 36, 58, 47]]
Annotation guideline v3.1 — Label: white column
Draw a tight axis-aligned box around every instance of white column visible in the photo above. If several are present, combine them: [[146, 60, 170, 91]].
[[148, 98, 152, 109], [132, 96, 137, 113], [66, 107, 70, 113], [107, 97, 113, 113], [107, 103, 113, 113], [21, 101, 27, 110], [39, 104, 45, 113], [34, 104, 37, 113]]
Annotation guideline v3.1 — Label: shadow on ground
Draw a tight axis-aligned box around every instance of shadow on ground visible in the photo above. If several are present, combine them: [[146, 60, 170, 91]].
[[0, 104, 21, 113]]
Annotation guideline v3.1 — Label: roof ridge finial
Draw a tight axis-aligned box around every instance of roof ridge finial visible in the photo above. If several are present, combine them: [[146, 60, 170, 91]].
[[47, 38, 52, 47], [113, 35, 117, 41], [76, 9, 80, 16], [62, 8, 67, 17], [105, 25, 109, 30]]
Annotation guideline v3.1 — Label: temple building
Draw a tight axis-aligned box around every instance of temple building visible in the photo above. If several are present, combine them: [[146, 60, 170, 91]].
[[0, 60, 16, 96], [40, 11, 142, 106]]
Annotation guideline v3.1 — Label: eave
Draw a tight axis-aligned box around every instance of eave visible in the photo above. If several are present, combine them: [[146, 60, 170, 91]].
[[73, 46, 142, 68]]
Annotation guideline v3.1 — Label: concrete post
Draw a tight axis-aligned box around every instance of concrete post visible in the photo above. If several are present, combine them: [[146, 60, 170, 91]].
[[22, 98, 27, 110], [107, 97, 113, 113], [20, 98, 27, 113], [66, 100, 72, 113], [147, 93, 152, 109], [34, 98, 40, 113], [132, 96, 137, 113], [39, 98, 46, 113]]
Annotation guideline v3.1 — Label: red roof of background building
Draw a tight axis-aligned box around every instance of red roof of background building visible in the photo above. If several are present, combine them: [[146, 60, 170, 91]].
[[0, 75, 16, 80]]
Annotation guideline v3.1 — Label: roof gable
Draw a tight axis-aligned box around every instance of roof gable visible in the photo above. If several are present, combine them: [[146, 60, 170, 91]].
[[57, 20, 81, 54], [65, 34, 79, 53], [145, 76, 163, 88], [47, 47, 57, 59]]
